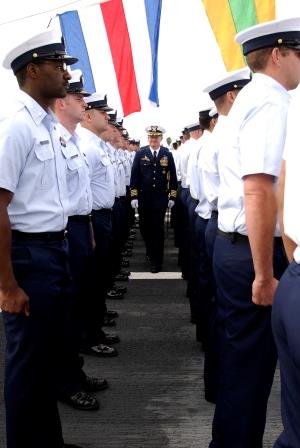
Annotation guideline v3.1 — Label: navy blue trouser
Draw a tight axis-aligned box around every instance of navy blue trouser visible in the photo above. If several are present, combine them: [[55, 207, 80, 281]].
[[64, 219, 98, 382], [176, 187, 190, 278], [272, 261, 300, 448], [186, 194, 199, 301], [112, 198, 127, 277], [3, 236, 72, 448], [210, 234, 287, 448], [204, 211, 219, 402], [92, 209, 113, 323], [138, 202, 167, 267], [192, 214, 214, 345]]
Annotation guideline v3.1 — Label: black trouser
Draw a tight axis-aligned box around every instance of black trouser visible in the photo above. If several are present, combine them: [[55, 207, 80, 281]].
[[92, 209, 113, 324], [138, 203, 167, 267], [4, 234, 71, 448], [63, 217, 99, 377], [210, 234, 287, 448], [272, 261, 300, 448]]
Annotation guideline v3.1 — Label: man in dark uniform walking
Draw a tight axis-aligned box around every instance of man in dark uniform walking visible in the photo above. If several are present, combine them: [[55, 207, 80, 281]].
[[130, 126, 178, 273]]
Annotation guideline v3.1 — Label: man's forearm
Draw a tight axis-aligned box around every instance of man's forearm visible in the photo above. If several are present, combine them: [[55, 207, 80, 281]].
[[0, 191, 17, 290], [244, 174, 277, 280]]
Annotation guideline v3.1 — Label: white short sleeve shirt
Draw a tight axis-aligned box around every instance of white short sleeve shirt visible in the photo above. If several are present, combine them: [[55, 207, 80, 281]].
[[217, 73, 290, 235], [0, 91, 70, 232], [282, 92, 300, 262]]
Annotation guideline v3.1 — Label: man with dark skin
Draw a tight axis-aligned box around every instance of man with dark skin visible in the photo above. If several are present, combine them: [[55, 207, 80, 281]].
[[0, 30, 82, 448]]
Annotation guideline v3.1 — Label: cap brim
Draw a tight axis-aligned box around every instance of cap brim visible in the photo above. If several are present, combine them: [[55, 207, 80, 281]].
[[63, 55, 78, 65], [89, 105, 113, 112]]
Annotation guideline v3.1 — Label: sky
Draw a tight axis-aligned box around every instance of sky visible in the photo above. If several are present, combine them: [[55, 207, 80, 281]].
[[0, 0, 300, 144]]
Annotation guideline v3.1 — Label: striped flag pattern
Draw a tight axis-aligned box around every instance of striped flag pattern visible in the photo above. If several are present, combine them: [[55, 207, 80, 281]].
[[202, 0, 275, 70], [59, 0, 163, 116]]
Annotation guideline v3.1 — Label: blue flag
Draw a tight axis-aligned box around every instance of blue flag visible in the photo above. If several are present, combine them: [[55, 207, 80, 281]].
[[144, 0, 162, 106], [59, 11, 96, 93]]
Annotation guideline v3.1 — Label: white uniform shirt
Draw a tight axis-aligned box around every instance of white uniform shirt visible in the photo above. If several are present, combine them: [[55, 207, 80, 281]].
[[201, 115, 229, 212], [0, 91, 70, 232], [123, 150, 132, 186], [172, 148, 181, 181], [177, 140, 193, 187], [187, 137, 203, 199], [116, 149, 127, 197], [282, 95, 300, 263], [78, 127, 115, 209], [217, 73, 290, 235], [58, 124, 92, 216], [104, 142, 119, 198], [194, 131, 214, 219]]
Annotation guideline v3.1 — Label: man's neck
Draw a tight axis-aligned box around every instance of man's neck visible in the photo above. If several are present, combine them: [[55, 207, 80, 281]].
[[57, 116, 77, 134]]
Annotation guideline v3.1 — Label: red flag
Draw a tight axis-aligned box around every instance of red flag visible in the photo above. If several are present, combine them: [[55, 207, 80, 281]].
[[101, 0, 141, 116]]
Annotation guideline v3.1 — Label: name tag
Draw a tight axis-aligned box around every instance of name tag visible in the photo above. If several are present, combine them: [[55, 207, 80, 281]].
[[40, 140, 49, 145]]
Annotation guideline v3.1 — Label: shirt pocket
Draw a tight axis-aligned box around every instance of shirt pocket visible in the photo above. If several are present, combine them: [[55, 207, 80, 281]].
[[100, 153, 110, 167], [66, 155, 84, 171], [34, 143, 55, 190]]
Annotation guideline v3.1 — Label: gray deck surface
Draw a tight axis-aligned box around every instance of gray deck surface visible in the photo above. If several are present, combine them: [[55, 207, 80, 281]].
[[0, 226, 282, 447]]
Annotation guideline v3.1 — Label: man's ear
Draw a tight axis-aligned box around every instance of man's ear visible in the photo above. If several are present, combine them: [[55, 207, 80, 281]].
[[26, 63, 40, 79]]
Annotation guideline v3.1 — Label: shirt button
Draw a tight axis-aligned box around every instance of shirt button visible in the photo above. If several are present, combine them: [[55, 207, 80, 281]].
[[154, 163, 156, 167], [153, 184, 156, 187], [154, 170, 156, 173], [153, 177, 156, 180]]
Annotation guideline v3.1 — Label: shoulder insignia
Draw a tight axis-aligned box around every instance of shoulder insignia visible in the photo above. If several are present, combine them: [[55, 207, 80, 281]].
[[130, 189, 138, 197]]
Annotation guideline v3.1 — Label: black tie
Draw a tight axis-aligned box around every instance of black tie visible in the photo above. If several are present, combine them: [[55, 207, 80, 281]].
[[153, 150, 157, 162]]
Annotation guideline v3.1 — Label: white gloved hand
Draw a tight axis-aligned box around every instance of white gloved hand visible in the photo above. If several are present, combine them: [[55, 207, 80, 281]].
[[131, 199, 139, 209], [168, 199, 175, 209]]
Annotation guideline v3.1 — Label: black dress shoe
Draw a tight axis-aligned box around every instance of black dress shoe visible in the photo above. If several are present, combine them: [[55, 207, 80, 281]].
[[99, 332, 120, 345], [113, 284, 127, 293], [59, 391, 99, 411], [119, 269, 131, 276], [150, 265, 161, 273], [83, 376, 109, 392], [121, 249, 132, 257], [115, 273, 129, 281], [81, 343, 118, 357], [64, 444, 84, 448], [107, 289, 124, 299], [103, 315, 117, 327], [106, 310, 119, 319]]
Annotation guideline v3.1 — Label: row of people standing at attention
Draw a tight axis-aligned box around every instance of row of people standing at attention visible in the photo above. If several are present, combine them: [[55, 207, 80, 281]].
[[170, 16, 300, 448], [2, 15, 300, 448], [0, 29, 141, 448]]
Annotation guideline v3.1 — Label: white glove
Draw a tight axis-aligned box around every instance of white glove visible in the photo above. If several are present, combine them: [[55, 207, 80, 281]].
[[131, 199, 139, 209], [168, 199, 175, 209]]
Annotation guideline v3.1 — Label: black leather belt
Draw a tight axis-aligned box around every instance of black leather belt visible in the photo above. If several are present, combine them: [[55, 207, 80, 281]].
[[92, 208, 112, 215], [218, 229, 249, 244], [12, 230, 66, 241], [218, 229, 282, 245], [68, 214, 91, 223]]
